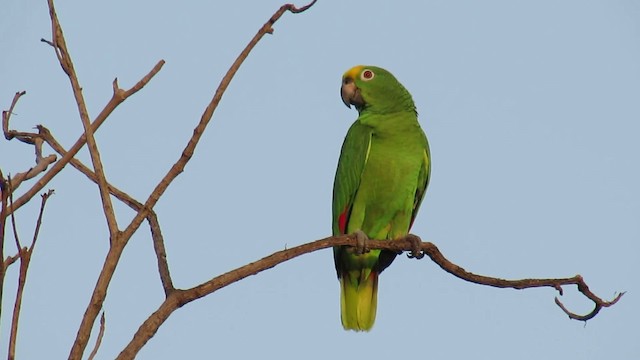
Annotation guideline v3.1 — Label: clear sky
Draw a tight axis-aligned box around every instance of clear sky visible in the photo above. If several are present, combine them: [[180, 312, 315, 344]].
[[1, 1, 638, 359]]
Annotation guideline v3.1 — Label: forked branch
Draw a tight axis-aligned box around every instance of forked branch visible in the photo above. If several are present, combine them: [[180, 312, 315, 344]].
[[37, 125, 175, 295], [7, 187, 54, 360], [2, 91, 58, 192], [6, 59, 164, 214]]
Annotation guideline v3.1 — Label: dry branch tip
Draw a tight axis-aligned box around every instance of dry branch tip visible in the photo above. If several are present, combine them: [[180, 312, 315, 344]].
[[289, 0, 317, 13], [554, 290, 625, 322], [40, 38, 55, 47]]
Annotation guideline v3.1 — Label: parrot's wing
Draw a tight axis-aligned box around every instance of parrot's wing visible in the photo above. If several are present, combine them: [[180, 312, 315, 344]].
[[332, 120, 372, 235], [409, 144, 431, 229]]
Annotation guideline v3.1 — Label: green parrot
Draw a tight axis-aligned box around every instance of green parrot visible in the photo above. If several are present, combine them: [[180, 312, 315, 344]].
[[332, 65, 431, 331]]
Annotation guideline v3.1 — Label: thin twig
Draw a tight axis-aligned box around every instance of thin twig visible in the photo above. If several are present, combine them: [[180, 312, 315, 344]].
[[29, 190, 54, 252], [87, 312, 106, 360]]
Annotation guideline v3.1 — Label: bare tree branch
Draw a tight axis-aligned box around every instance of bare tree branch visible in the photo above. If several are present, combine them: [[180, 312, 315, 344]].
[[68, 2, 317, 359], [46, 0, 118, 237], [7, 188, 53, 360]]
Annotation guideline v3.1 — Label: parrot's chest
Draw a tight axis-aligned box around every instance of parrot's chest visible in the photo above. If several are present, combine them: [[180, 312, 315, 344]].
[[359, 140, 419, 203], [349, 135, 422, 238]]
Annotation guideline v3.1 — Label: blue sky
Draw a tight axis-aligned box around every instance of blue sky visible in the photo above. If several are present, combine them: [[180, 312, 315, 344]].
[[1, 1, 638, 359]]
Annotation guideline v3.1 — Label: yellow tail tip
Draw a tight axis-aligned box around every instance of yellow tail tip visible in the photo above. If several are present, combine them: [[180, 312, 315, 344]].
[[339, 271, 379, 331]]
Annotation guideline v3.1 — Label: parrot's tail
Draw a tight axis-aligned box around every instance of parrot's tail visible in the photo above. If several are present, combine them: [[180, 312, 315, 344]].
[[339, 269, 379, 331]]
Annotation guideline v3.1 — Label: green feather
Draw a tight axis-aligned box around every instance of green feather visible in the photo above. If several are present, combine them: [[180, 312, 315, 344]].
[[333, 65, 431, 331]]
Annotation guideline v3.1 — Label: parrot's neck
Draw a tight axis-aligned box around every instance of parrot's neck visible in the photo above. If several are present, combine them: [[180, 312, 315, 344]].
[[359, 88, 416, 115], [357, 110, 420, 136]]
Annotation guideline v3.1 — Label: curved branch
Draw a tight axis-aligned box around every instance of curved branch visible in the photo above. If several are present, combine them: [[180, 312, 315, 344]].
[[2, 91, 28, 141], [554, 278, 624, 321], [117, 234, 622, 359], [117, 234, 353, 359], [411, 235, 624, 321]]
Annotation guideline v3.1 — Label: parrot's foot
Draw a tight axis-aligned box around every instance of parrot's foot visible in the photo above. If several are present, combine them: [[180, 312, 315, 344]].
[[405, 234, 425, 259], [353, 230, 370, 255]]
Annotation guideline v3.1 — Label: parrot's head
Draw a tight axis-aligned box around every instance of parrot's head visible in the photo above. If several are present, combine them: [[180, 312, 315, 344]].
[[340, 65, 415, 114]]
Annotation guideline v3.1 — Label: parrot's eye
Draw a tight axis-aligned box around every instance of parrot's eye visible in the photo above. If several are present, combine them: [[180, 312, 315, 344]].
[[361, 69, 375, 81]]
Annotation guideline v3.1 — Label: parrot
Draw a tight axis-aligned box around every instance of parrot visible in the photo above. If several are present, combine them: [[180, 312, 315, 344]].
[[332, 65, 431, 331]]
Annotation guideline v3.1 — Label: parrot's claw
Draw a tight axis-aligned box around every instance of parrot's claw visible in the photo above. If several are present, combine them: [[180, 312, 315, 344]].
[[405, 234, 425, 259], [353, 230, 370, 255]]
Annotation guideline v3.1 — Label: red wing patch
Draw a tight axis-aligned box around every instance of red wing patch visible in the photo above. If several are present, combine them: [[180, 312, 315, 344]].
[[338, 206, 349, 234]]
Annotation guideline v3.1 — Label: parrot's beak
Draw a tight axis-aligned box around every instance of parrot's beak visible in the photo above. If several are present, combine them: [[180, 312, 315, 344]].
[[341, 77, 365, 109]]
